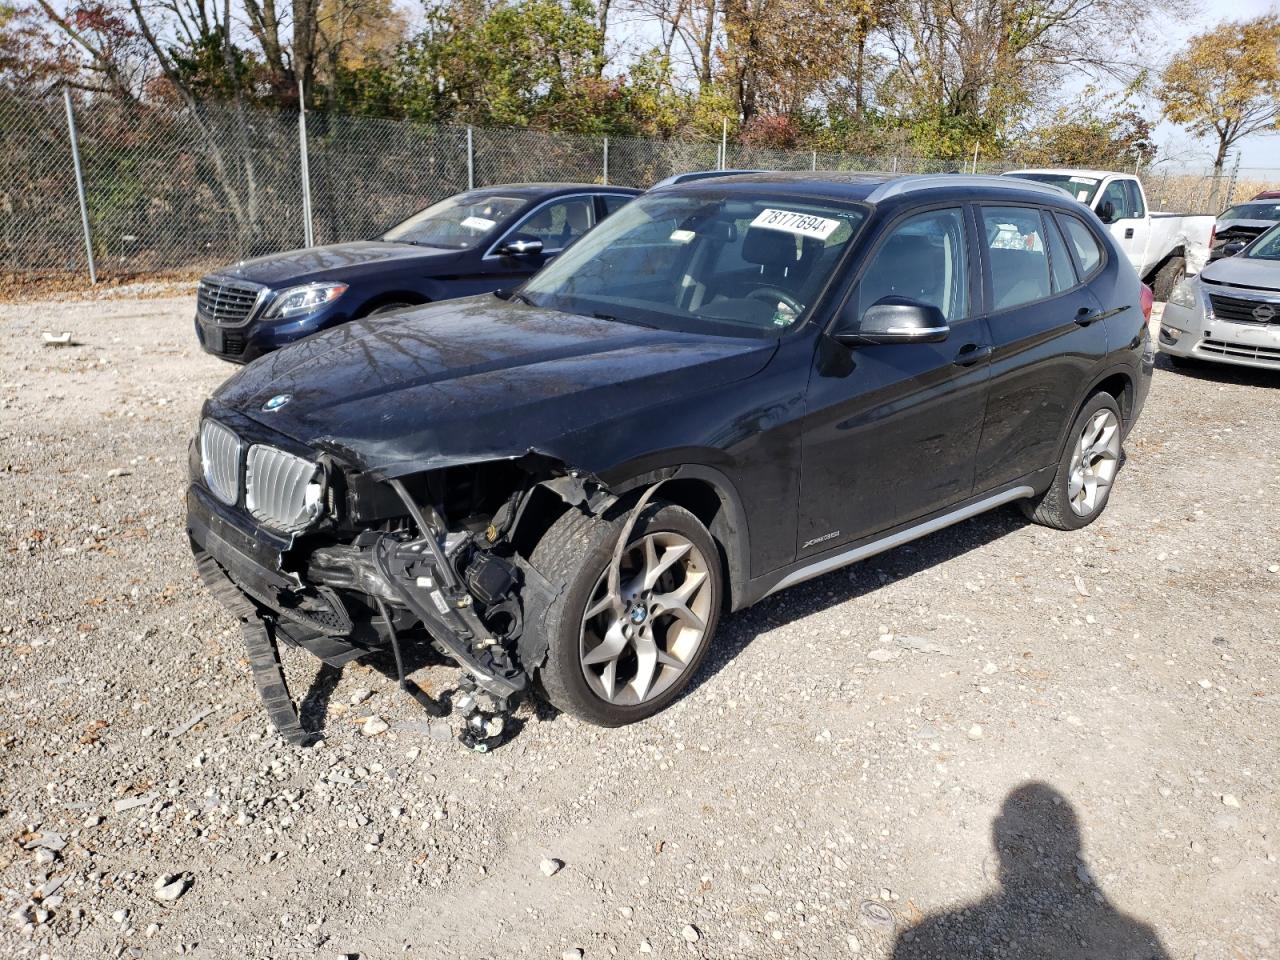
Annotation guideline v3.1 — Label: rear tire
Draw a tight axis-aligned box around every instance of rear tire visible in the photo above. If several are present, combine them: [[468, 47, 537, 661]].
[[529, 501, 722, 726], [1152, 256, 1186, 302], [1020, 392, 1123, 531]]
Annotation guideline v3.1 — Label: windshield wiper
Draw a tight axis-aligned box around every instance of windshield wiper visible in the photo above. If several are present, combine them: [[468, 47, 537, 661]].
[[593, 311, 656, 329]]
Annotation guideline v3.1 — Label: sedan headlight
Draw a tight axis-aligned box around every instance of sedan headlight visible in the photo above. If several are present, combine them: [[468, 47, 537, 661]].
[[262, 282, 348, 321], [1167, 278, 1201, 311]]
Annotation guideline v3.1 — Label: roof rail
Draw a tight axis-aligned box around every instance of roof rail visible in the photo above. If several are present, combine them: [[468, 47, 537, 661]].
[[866, 174, 1073, 203]]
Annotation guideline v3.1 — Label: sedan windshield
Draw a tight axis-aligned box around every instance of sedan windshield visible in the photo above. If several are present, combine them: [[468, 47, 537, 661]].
[[1006, 172, 1100, 204], [1243, 223, 1280, 260], [520, 191, 867, 336], [1219, 203, 1280, 222], [382, 192, 525, 249]]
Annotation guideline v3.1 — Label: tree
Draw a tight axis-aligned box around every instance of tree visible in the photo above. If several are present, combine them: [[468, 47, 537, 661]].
[[1157, 15, 1280, 178]]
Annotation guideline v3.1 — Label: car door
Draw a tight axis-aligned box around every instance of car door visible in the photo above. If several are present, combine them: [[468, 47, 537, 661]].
[[1098, 178, 1143, 266], [797, 204, 993, 555], [972, 205, 1110, 492], [485, 194, 599, 282]]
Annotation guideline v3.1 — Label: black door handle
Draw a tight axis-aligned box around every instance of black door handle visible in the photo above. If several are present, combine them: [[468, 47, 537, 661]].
[[1124, 227, 1134, 239], [1075, 307, 1103, 326], [953, 344, 993, 366]]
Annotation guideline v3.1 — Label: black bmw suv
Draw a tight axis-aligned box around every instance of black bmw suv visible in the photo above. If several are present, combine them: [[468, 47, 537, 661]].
[[187, 172, 1153, 748]]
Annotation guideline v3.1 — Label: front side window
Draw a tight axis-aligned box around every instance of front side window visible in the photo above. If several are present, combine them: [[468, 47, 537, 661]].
[[521, 192, 868, 336], [1099, 180, 1129, 220], [504, 197, 596, 252], [980, 206, 1052, 311], [1057, 213, 1105, 277], [381, 192, 525, 249], [855, 208, 969, 323]]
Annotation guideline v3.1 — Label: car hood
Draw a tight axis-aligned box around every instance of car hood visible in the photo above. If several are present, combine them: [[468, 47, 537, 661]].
[[211, 241, 454, 286], [1200, 255, 1280, 291], [1214, 218, 1278, 232], [210, 295, 777, 477]]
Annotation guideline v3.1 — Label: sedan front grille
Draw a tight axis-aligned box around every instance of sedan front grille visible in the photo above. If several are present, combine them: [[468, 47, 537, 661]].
[[1199, 339, 1280, 367], [197, 278, 263, 326], [1208, 294, 1280, 325], [245, 444, 323, 533], [200, 420, 242, 505]]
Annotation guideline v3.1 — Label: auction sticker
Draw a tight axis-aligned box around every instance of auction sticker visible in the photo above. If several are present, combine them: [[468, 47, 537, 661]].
[[461, 215, 496, 231], [750, 208, 840, 240]]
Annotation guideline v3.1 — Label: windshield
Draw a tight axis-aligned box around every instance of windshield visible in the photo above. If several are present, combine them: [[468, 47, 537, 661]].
[[382, 192, 526, 249], [1220, 203, 1280, 222], [520, 191, 867, 336], [1243, 223, 1280, 259], [1006, 172, 1101, 204]]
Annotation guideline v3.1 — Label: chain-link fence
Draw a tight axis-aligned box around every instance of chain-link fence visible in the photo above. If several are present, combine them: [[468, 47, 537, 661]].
[[2, 90, 1273, 286]]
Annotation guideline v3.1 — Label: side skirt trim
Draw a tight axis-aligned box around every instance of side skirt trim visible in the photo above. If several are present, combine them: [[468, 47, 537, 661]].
[[763, 485, 1035, 598]]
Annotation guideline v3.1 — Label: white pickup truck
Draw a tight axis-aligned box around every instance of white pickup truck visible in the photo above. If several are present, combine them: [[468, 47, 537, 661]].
[[1002, 168, 1215, 300]]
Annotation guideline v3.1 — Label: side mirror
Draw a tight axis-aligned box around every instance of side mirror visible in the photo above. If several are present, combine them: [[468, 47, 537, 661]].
[[835, 296, 950, 346], [498, 238, 544, 257], [1098, 200, 1116, 224]]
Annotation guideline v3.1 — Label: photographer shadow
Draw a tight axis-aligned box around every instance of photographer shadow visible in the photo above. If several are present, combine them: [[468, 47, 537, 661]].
[[893, 782, 1169, 960]]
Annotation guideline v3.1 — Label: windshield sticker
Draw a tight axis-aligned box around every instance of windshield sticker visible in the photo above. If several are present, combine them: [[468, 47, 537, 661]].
[[669, 228, 696, 243], [461, 216, 496, 231], [1068, 176, 1097, 185], [751, 208, 840, 240], [1076, 190, 1090, 201]]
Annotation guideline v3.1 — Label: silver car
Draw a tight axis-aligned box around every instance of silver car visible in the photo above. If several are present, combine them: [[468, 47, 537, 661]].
[[1160, 222, 1280, 371]]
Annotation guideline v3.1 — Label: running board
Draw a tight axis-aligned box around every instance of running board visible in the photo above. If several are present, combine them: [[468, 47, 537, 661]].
[[765, 485, 1035, 597]]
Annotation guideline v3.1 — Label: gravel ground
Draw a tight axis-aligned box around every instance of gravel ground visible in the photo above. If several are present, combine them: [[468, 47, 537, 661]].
[[2, 296, 1278, 960]]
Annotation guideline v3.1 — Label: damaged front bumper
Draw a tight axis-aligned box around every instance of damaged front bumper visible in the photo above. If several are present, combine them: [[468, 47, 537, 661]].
[[187, 478, 538, 750]]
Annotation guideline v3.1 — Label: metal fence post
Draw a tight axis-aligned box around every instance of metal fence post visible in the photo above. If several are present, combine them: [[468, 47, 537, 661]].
[[298, 84, 315, 247], [1225, 152, 1242, 208], [466, 127, 475, 190], [811, 150, 816, 171], [720, 119, 728, 171], [603, 136, 609, 184], [62, 88, 97, 284]]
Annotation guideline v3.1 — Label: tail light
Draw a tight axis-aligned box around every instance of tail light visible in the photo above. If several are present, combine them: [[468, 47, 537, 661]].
[[1140, 283, 1154, 321]]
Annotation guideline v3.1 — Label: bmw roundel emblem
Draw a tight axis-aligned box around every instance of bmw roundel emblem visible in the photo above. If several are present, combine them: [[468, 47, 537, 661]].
[[262, 393, 292, 412]]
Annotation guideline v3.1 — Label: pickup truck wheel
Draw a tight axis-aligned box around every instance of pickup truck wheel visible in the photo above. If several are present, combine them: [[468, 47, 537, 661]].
[[530, 502, 721, 726], [1152, 256, 1185, 302], [1020, 392, 1123, 531]]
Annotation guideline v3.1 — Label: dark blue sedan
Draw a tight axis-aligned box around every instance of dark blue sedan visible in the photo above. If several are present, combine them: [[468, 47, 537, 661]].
[[194, 183, 641, 362]]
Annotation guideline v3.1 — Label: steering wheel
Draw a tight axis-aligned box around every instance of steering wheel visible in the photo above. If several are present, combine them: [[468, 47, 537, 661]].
[[746, 287, 804, 314]]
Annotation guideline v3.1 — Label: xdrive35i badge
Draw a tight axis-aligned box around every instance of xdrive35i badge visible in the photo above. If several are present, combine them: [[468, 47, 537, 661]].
[[262, 393, 292, 412]]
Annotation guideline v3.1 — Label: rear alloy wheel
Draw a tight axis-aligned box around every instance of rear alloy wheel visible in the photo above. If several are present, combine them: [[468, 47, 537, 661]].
[[1020, 392, 1123, 530], [530, 502, 721, 726]]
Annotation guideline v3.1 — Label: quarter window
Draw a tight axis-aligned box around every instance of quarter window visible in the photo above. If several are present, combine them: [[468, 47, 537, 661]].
[[1057, 213, 1104, 277], [856, 208, 969, 323], [1042, 211, 1078, 293], [979, 205, 1052, 311]]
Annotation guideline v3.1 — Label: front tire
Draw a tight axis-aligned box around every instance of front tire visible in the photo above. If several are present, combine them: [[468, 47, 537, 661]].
[[1020, 392, 1123, 530], [529, 501, 722, 726]]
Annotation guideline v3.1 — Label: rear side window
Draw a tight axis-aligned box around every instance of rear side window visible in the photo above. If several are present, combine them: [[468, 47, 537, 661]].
[[856, 207, 970, 323], [1042, 212, 1078, 292], [1124, 180, 1146, 218], [1057, 213, 1104, 277], [601, 194, 633, 216], [979, 206, 1052, 311]]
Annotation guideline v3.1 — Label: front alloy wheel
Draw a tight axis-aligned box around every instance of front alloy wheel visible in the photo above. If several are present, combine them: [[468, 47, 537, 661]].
[[579, 531, 713, 706], [530, 502, 722, 726]]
